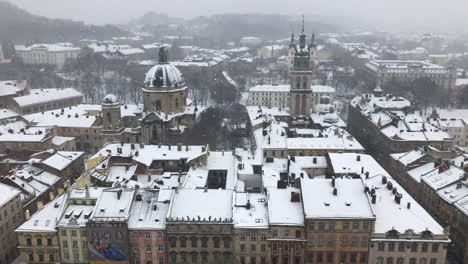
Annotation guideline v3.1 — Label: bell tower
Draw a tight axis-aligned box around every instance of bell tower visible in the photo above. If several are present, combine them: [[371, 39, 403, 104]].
[[289, 16, 315, 116]]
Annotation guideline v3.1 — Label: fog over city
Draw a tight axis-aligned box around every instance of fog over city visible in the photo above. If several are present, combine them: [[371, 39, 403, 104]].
[[9, 0, 468, 32]]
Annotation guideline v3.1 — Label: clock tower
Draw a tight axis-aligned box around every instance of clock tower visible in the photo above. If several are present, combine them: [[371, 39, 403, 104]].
[[289, 16, 317, 116]]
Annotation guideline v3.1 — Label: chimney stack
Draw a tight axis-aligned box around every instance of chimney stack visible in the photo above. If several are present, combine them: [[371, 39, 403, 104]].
[[333, 187, 338, 196]]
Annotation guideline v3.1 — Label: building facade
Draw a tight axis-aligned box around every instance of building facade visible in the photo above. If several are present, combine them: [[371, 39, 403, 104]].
[[15, 43, 81, 69]]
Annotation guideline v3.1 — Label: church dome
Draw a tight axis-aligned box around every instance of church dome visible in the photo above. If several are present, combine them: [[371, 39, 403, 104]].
[[144, 64, 185, 89], [102, 94, 119, 105]]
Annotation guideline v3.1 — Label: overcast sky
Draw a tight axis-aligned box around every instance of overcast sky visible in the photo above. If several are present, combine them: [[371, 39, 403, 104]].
[[8, 0, 468, 32]]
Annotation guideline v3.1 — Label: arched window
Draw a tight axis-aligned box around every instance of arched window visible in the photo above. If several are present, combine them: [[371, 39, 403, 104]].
[[155, 100, 161, 111], [106, 112, 112, 124], [419, 258, 426, 264]]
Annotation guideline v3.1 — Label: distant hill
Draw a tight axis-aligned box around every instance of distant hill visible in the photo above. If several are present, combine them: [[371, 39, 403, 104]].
[[0, 1, 128, 43], [128, 12, 183, 27]]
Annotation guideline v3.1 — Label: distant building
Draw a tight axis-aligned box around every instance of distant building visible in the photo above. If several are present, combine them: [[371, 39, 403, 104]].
[[15, 43, 81, 69], [13, 88, 83, 115], [428, 108, 468, 147], [362, 60, 457, 90], [348, 89, 453, 163]]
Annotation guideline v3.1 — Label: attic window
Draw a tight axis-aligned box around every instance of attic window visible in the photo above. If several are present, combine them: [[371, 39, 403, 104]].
[[324, 201, 330, 206], [100, 209, 105, 212], [258, 198, 266, 202], [255, 219, 263, 223], [345, 202, 352, 206], [119, 208, 125, 213]]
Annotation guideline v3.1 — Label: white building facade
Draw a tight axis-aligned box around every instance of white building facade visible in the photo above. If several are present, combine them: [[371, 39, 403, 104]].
[[15, 43, 81, 69]]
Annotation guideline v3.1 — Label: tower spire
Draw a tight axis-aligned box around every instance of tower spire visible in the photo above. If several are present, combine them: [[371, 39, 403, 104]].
[[299, 15, 307, 49], [301, 14, 305, 34], [289, 33, 295, 48]]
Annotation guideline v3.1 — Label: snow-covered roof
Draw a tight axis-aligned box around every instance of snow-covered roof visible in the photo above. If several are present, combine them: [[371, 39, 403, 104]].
[[420, 164, 465, 190], [168, 189, 233, 221], [57, 204, 94, 227], [91, 188, 135, 221], [16, 194, 65, 232], [0, 80, 26, 97], [301, 178, 375, 220], [14, 88, 82, 107], [0, 109, 19, 120], [391, 148, 432, 168], [9, 165, 60, 197], [222, 71, 238, 87], [91, 143, 207, 167], [0, 182, 20, 207], [69, 187, 104, 200], [16, 43, 80, 52], [456, 79, 468, 87], [310, 113, 346, 128], [327, 153, 445, 235], [42, 151, 84, 171], [267, 187, 304, 226], [233, 192, 269, 229], [351, 93, 411, 110], [249, 84, 290, 93], [183, 151, 237, 190], [128, 189, 173, 230], [24, 105, 97, 128], [286, 129, 364, 151], [436, 180, 468, 205], [311, 85, 336, 94], [117, 48, 145, 56]]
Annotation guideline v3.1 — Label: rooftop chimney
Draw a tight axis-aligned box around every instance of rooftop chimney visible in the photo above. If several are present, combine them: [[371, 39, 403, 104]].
[[357, 155, 361, 162], [117, 189, 123, 200], [407, 202, 411, 209], [333, 187, 338, 196]]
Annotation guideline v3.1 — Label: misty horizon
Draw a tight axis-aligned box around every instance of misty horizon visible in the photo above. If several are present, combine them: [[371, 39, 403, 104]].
[[6, 0, 468, 33]]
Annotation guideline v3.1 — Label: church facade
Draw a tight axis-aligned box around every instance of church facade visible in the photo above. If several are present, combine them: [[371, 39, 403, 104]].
[[101, 47, 199, 145]]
